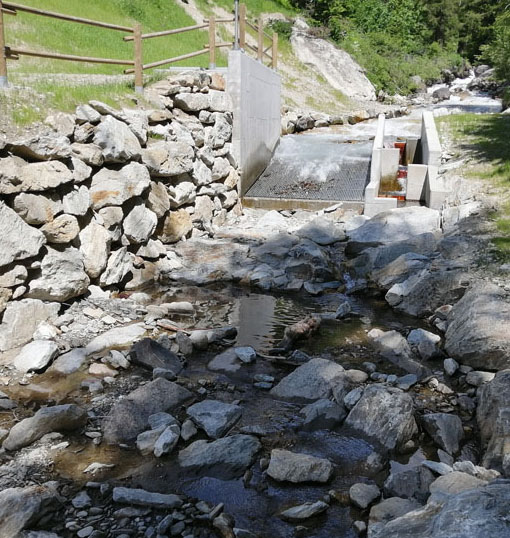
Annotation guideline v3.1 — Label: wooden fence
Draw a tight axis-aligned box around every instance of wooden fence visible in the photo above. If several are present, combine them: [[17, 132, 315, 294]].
[[0, 1, 278, 92]]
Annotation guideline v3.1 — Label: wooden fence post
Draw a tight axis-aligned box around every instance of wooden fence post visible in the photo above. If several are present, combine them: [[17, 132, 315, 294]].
[[257, 19, 263, 62], [272, 32, 278, 70], [133, 23, 143, 93], [0, 0, 8, 88], [209, 16, 216, 69], [239, 3, 246, 50]]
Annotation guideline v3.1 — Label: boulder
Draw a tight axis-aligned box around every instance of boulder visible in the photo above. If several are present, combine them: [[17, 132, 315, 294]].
[[159, 209, 193, 243], [112, 487, 182, 509], [432, 87, 451, 101], [267, 449, 333, 483], [428, 471, 487, 502], [85, 323, 146, 355], [123, 202, 158, 244], [141, 141, 194, 177], [349, 483, 381, 509], [346, 207, 440, 255], [99, 247, 133, 286], [71, 142, 104, 167], [147, 181, 171, 218], [130, 338, 184, 374], [368, 497, 421, 537], [383, 462, 435, 503], [13, 340, 59, 373], [168, 181, 196, 209], [93, 115, 142, 163], [345, 385, 417, 451], [421, 413, 464, 455], [371, 253, 430, 290], [103, 378, 192, 444], [8, 135, 72, 161], [13, 193, 62, 225], [187, 400, 242, 438], [270, 358, 347, 403], [78, 220, 111, 279], [477, 370, 510, 474], [0, 265, 27, 288], [178, 435, 261, 479], [0, 159, 73, 194], [41, 214, 80, 244], [407, 329, 441, 360], [0, 202, 46, 268], [26, 246, 90, 302], [48, 348, 87, 375], [0, 299, 60, 352], [62, 185, 90, 217], [296, 217, 346, 245], [445, 283, 510, 370], [0, 484, 60, 538], [174, 92, 210, 112], [299, 399, 347, 431], [279, 501, 329, 521], [208, 348, 243, 373], [90, 162, 151, 210], [3, 404, 87, 451]]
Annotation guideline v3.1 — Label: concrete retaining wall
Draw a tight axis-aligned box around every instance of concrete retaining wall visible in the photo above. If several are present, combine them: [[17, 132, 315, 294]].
[[228, 51, 281, 196], [421, 110, 441, 167]]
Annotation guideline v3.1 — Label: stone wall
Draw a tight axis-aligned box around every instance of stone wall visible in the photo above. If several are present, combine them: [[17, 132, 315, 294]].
[[0, 71, 240, 343]]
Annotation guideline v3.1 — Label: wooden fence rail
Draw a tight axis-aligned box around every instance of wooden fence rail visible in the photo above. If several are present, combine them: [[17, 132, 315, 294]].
[[0, 1, 278, 92]]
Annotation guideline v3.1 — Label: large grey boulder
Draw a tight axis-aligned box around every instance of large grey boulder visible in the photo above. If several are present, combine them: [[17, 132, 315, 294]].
[[90, 163, 151, 210], [141, 141, 194, 177], [0, 299, 60, 352], [296, 217, 346, 245], [421, 413, 464, 455], [187, 400, 242, 438], [267, 449, 333, 483], [13, 193, 62, 225], [93, 115, 142, 163], [0, 202, 46, 268], [103, 378, 192, 444], [3, 404, 87, 451], [13, 340, 59, 373], [371, 253, 430, 290], [270, 358, 347, 403], [346, 207, 440, 255], [383, 462, 435, 503], [345, 385, 417, 451], [78, 219, 111, 279], [26, 246, 90, 302], [0, 484, 60, 538], [477, 370, 510, 475], [445, 283, 510, 370], [178, 435, 261, 479]]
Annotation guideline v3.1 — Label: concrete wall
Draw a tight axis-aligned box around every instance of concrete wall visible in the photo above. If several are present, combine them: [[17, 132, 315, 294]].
[[421, 110, 441, 167], [227, 50, 281, 196]]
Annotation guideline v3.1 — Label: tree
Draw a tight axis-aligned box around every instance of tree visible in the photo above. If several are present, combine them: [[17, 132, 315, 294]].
[[420, 0, 460, 48], [482, 10, 510, 81]]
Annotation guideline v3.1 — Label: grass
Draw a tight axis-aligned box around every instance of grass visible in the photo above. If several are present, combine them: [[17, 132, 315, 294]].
[[194, 0, 296, 18], [438, 113, 510, 260]]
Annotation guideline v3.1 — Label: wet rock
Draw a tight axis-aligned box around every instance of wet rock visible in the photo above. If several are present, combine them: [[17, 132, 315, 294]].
[[433, 87, 451, 101], [85, 323, 146, 355], [234, 347, 256, 364], [384, 463, 435, 503], [26, 246, 90, 302], [346, 207, 440, 255], [13, 340, 59, 373], [345, 385, 417, 452], [270, 358, 347, 403], [407, 329, 441, 360], [299, 399, 347, 431], [267, 449, 333, 483], [368, 497, 422, 537], [154, 424, 181, 457], [335, 300, 352, 319], [349, 483, 380, 509], [443, 358, 459, 376], [0, 201, 46, 268], [208, 349, 243, 374], [0, 483, 60, 538], [112, 487, 183, 509], [130, 338, 184, 374], [278, 315, 321, 351], [477, 370, 510, 474], [93, 116, 142, 163], [279, 500, 329, 521], [296, 217, 346, 245], [103, 378, 192, 444], [421, 413, 463, 455], [72, 491, 91, 509], [178, 435, 261, 479], [187, 400, 242, 439], [3, 404, 87, 451]]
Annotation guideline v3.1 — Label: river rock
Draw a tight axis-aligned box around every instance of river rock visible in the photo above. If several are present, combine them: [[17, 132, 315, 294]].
[[41, 214, 80, 244], [154, 424, 181, 457], [477, 370, 510, 474], [178, 435, 261, 479], [383, 463, 435, 503], [445, 283, 510, 370], [267, 449, 333, 483], [0, 202, 46, 268], [85, 323, 146, 355], [346, 385, 417, 452], [13, 340, 59, 373], [421, 413, 464, 455], [346, 207, 440, 255], [444, 358, 459, 376], [296, 217, 346, 245], [103, 378, 192, 444], [49, 348, 87, 375], [26, 246, 90, 302], [90, 162, 151, 210], [123, 202, 158, 244], [299, 399, 347, 431], [187, 400, 242, 438], [130, 338, 184, 374], [3, 404, 87, 451], [371, 253, 430, 289], [141, 141, 194, 177], [368, 497, 422, 537], [466, 370, 495, 386], [208, 348, 243, 373], [279, 500, 329, 521], [0, 484, 60, 538], [112, 487, 183, 509], [0, 299, 60, 352], [349, 483, 381, 509], [428, 471, 487, 502], [93, 115, 142, 163], [79, 219, 111, 279], [270, 358, 347, 403], [407, 329, 441, 360]]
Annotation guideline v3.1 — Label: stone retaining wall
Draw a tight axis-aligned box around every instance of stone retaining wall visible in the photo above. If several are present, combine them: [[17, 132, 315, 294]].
[[0, 71, 240, 340]]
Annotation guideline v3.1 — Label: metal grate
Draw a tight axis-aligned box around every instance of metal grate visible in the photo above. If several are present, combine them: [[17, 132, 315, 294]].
[[245, 157, 371, 202]]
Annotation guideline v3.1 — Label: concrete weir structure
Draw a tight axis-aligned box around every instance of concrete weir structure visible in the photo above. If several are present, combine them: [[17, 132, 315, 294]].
[[227, 50, 282, 196], [364, 111, 448, 217]]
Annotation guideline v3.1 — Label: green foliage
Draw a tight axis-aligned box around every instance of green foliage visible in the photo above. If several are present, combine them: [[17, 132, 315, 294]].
[[482, 11, 510, 82], [268, 20, 293, 40]]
